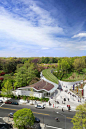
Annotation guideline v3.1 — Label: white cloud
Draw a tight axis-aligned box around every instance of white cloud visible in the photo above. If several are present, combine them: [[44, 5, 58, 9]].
[[41, 47, 50, 50], [0, 5, 64, 48], [72, 33, 86, 38]]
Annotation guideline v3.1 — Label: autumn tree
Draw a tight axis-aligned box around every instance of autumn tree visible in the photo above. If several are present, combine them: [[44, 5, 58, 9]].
[[71, 103, 86, 129], [13, 108, 35, 129]]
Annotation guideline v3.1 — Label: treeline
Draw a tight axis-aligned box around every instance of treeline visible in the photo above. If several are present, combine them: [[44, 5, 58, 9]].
[[0, 56, 86, 73]]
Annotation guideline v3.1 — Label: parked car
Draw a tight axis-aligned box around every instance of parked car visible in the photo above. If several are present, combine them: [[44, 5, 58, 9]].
[[11, 102, 19, 105], [5, 100, 12, 104], [8, 112, 14, 118], [34, 117, 40, 123], [35, 104, 45, 109], [0, 100, 3, 103], [0, 123, 13, 129]]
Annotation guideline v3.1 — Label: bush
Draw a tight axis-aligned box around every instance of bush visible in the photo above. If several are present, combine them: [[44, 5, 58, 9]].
[[23, 96, 27, 100], [15, 95, 18, 99]]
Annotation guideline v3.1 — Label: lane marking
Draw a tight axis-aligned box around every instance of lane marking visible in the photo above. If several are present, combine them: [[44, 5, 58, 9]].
[[0, 107, 17, 110], [67, 117, 72, 119], [0, 107, 49, 116], [33, 111, 49, 116]]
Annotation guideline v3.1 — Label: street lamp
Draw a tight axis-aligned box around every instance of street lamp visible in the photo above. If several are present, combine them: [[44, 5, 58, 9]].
[[56, 112, 66, 129]]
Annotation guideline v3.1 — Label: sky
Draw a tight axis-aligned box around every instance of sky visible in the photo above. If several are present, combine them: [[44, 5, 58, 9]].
[[0, 0, 86, 57]]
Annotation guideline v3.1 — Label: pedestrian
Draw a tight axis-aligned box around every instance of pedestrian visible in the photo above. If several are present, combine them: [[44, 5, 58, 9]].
[[62, 108, 64, 112], [68, 98, 69, 101]]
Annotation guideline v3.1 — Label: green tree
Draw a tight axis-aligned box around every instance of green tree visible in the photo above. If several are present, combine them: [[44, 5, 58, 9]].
[[71, 103, 86, 129], [73, 58, 85, 73], [14, 62, 36, 89], [56, 58, 71, 79], [1, 80, 13, 97], [13, 108, 35, 129]]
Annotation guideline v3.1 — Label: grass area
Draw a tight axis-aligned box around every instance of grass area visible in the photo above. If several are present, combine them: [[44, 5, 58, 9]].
[[42, 68, 86, 83], [42, 68, 58, 84], [61, 70, 86, 82]]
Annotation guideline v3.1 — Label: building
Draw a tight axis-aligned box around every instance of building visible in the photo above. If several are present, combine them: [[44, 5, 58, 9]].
[[14, 79, 58, 98], [83, 84, 86, 100]]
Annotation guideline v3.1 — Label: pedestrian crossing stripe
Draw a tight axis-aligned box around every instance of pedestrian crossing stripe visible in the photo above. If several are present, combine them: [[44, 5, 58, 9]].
[[46, 125, 63, 129]]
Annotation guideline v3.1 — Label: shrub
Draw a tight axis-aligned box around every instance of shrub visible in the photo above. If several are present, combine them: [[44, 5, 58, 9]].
[[23, 96, 27, 100], [15, 95, 18, 99]]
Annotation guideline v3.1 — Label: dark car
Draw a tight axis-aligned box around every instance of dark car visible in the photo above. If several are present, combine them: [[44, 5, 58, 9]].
[[0, 123, 13, 129], [34, 117, 40, 123], [11, 102, 19, 105], [8, 112, 14, 118], [0, 100, 3, 103], [5, 100, 12, 104]]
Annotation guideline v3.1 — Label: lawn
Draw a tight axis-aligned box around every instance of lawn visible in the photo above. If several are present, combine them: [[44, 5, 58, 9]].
[[42, 68, 58, 84], [61, 69, 86, 82]]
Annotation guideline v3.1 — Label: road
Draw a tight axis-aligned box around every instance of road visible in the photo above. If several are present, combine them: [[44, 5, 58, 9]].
[[0, 103, 75, 129]]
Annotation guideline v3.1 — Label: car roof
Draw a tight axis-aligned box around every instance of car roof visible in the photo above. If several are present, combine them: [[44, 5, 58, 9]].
[[10, 112, 14, 114]]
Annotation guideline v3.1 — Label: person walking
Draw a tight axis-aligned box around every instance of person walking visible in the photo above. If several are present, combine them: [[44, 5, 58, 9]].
[[62, 108, 64, 112]]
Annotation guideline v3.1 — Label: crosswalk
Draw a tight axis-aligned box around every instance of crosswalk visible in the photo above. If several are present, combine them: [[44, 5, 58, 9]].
[[46, 125, 63, 129], [0, 103, 5, 107]]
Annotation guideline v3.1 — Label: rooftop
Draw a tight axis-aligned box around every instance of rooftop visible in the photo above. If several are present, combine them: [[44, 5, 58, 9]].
[[18, 79, 54, 92]]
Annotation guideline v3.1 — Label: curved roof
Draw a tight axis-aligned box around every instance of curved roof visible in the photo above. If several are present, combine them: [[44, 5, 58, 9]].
[[18, 79, 54, 92]]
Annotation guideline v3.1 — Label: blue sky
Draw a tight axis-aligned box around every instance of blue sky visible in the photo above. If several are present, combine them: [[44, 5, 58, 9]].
[[0, 0, 86, 57]]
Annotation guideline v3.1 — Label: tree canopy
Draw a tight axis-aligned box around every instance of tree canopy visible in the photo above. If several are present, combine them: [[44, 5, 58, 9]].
[[13, 108, 35, 129], [1, 80, 13, 97], [14, 62, 37, 89], [73, 58, 85, 73], [71, 103, 86, 129]]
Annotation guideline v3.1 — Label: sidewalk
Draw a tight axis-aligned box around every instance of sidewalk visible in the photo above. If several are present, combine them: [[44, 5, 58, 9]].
[[3, 117, 45, 129]]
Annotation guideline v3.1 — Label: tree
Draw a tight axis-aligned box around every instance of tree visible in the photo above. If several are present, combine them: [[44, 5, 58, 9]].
[[1, 80, 13, 97], [56, 58, 71, 79], [13, 108, 35, 129], [73, 58, 85, 73], [71, 103, 86, 129], [14, 62, 36, 89]]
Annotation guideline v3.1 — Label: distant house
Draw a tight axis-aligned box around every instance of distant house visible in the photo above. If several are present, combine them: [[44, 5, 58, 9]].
[[14, 79, 58, 98]]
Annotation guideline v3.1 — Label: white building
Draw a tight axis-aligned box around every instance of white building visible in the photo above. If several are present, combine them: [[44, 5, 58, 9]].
[[13, 79, 58, 98]]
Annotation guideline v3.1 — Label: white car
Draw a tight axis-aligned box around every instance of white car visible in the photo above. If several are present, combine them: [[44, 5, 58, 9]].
[[35, 104, 45, 109]]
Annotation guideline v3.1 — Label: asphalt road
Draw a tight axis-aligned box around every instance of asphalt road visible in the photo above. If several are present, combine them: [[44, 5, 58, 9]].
[[0, 103, 75, 129]]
